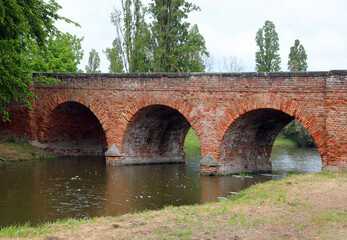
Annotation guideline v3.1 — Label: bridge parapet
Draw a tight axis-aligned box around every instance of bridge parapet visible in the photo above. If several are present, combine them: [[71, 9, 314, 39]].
[[0, 71, 345, 174]]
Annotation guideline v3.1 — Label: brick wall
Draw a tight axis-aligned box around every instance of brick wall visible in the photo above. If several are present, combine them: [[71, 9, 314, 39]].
[[42, 101, 107, 156], [1, 71, 346, 174]]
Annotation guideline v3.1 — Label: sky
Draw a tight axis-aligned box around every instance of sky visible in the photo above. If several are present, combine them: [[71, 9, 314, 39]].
[[55, 0, 347, 73]]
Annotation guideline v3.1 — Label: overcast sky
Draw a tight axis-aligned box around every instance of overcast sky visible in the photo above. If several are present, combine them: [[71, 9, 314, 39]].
[[55, 0, 347, 73]]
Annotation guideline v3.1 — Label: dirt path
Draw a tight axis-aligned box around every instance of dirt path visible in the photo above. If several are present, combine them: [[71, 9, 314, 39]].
[[2, 171, 347, 240]]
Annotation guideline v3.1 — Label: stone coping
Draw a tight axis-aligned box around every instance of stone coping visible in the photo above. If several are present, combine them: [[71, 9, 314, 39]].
[[32, 70, 347, 80]]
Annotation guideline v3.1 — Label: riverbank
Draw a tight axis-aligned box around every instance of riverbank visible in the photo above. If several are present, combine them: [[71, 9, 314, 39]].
[[0, 128, 296, 163], [0, 171, 345, 239], [0, 138, 56, 162], [184, 128, 298, 149]]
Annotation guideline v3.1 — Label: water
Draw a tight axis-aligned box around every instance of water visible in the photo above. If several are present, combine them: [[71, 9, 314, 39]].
[[0, 147, 321, 227]]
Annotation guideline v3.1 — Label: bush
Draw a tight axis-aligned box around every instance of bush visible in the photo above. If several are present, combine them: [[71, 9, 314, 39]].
[[281, 120, 316, 148]]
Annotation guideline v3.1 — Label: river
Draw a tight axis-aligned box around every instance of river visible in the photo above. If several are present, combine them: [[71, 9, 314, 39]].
[[0, 147, 321, 227]]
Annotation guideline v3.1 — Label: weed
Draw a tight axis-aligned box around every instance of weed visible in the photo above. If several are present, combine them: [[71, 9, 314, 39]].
[[169, 227, 191, 239], [154, 228, 162, 235], [298, 224, 305, 231], [314, 171, 337, 179], [239, 172, 250, 177], [276, 193, 287, 202]]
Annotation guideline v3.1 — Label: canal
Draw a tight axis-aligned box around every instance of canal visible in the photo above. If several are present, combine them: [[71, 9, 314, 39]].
[[0, 147, 321, 227]]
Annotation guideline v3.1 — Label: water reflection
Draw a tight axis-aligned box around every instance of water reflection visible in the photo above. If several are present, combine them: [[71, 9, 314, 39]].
[[0, 147, 321, 227], [0, 158, 107, 226], [104, 163, 201, 215], [271, 147, 322, 175], [200, 175, 269, 203]]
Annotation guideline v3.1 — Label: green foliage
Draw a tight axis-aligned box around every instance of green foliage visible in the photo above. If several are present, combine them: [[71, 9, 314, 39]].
[[149, 0, 208, 72], [103, 39, 124, 73], [26, 33, 84, 73], [85, 49, 101, 73], [0, 0, 78, 121], [110, 0, 151, 72], [109, 0, 208, 73], [255, 20, 281, 72], [288, 39, 308, 71], [281, 120, 316, 148]]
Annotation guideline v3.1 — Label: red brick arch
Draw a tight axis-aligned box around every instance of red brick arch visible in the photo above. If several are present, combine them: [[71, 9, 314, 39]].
[[35, 90, 111, 146], [115, 93, 203, 153], [218, 93, 327, 164]]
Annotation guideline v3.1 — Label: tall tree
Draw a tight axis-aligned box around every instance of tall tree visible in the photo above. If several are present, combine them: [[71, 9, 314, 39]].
[[281, 39, 312, 147], [27, 33, 84, 73], [203, 55, 215, 72], [288, 39, 308, 71], [110, 0, 151, 73], [220, 56, 244, 72], [103, 39, 124, 73], [0, 0, 76, 121], [149, 0, 208, 72], [255, 20, 281, 72], [85, 49, 101, 73]]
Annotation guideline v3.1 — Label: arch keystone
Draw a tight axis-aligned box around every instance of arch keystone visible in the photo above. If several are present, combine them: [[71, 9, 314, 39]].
[[105, 144, 124, 157]]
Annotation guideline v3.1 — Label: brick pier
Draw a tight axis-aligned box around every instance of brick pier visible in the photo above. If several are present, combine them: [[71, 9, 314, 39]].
[[1, 71, 346, 174]]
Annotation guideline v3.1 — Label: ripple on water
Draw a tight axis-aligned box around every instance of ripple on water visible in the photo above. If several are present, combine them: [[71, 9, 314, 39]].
[[0, 148, 321, 227]]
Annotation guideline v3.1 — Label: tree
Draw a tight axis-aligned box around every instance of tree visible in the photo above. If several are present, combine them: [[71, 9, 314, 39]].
[[255, 20, 281, 72], [149, 0, 208, 72], [85, 49, 101, 73], [103, 39, 124, 73], [109, 0, 208, 73], [26, 33, 84, 73], [0, 0, 76, 121], [203, 55, 215, 72], [288, 39, 307, 71], [220, 56, 244, 72], [281, 39, 311, 147], [110, 0, 151, 73], [281, 120, 316, 148]]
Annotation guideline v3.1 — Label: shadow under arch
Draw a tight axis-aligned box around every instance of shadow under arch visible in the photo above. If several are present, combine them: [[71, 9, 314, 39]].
[[122, 104, 199, 164], [39, 101, 108, 156], [217, 94, 326, 174]]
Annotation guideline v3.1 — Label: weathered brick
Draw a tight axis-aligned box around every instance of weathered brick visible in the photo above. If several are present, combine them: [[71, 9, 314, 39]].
[[0, 71, 346, 174]]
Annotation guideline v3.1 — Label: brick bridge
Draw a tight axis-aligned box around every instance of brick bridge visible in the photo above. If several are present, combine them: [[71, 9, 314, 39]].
[[1, 71, 346, 175]]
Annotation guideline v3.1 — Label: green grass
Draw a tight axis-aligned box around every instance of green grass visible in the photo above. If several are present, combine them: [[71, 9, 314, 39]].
[[0, 138, 56, 162], [184, 128, 201, 150], [0, 218, 98, 238], [273, 135, 297, 147], [1, 171, 345, 239], [184, 128, 297, 149]]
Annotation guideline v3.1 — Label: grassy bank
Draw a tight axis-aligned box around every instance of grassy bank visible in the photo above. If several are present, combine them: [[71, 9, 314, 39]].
[[184, 128, 298, 150], [0, 128, 296, 163], [273, 135, 297, 147], [1, 171, 345, 239], [0, 138, 56, 162], [184, 128, 201, 150]]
